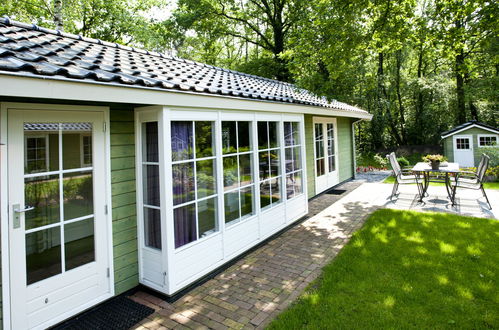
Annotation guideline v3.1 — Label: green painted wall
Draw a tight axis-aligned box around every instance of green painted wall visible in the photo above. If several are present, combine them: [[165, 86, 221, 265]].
[[443, 127, 498, 166], [109, 108, 139, 295], [304, 115, 354, 198]]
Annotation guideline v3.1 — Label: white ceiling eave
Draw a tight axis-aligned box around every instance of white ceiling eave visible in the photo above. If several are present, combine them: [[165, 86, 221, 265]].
[[0, 73, 373, 120]]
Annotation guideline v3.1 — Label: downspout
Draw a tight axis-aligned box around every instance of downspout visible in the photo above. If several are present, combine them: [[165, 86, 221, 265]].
[[352, 119, 364, 179]]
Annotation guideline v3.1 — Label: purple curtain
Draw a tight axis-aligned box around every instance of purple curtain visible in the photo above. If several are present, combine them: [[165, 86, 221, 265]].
[[171, 121, 193, 161], [145, 208, 161, 249], [174, 204, 196, 248]]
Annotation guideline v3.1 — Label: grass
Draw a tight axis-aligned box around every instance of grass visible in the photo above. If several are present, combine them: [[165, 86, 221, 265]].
[[383, 175, 499, 190], [268, 209, 499, 329]]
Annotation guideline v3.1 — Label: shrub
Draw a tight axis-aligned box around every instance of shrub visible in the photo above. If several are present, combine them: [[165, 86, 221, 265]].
[[396, 157, 410, 167], [478, 147, 499, 167]]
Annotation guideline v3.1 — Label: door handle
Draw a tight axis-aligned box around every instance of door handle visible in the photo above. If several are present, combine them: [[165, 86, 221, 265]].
[[12, 204, 34, 229]]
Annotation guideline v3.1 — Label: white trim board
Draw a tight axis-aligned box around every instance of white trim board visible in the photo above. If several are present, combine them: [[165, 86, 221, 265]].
[[441, 124, 499, 139], [0, 74, 372, 120]]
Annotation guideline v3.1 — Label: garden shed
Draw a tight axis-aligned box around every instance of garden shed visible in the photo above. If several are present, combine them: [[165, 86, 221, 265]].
[[441, 120, 498, 167]]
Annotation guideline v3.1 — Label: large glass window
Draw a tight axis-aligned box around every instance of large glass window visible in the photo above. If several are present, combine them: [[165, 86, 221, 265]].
[[222, 121, 254, 225], [284, 122, 303, 199], [172, 121, 218, 248], [258, 121, 281, 209], [142, 122, 161, 250]]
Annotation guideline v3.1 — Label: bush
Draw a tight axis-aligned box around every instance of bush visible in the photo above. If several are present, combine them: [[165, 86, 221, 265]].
[[479, 147, 499, 167], [397, 157, 410, 167]]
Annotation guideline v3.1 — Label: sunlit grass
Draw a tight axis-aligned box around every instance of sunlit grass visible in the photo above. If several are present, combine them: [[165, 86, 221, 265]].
[[383, 175, 499, 190], [268, 209, 499, 329]]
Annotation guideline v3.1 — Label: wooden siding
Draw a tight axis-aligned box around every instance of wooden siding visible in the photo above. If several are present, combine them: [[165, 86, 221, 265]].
[[443, 127, 498, 166], [304, 115, 354, 198], [110, 107, 139, 295]]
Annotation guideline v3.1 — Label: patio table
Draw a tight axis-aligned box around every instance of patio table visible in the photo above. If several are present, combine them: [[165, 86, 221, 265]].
[[411, 162, 460, 203]]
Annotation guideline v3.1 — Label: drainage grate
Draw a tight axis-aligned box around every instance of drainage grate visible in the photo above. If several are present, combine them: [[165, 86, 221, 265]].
[[51, 296, 154, 330], [325, 189, 347, 195]]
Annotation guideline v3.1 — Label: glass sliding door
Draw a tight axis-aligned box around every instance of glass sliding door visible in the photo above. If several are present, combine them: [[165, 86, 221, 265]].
[[258, 121, 281, 210], [314, 118, 338, 194], [284, 122, 303, 199]]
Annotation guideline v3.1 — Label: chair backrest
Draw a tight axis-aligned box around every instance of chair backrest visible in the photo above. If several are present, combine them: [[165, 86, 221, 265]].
[[476, 154, 490, 181], [386, 152, 401, 178]]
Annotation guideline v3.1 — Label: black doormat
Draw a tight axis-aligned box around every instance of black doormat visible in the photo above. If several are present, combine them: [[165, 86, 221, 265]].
[[325, 189, 347, 195], [51, 296, 154, 330]]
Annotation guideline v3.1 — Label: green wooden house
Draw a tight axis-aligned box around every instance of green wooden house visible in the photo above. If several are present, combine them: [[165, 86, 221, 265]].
[[0, 18, 371, 329], [441, 120, 498, 167]]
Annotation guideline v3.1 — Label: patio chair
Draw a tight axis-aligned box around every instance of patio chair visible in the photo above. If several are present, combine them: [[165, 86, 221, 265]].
[[386, 152, 418, 200], [451, 154, 492, 209]]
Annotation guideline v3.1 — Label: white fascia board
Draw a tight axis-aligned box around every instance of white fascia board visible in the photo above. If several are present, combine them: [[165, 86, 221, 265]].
[[0, 73, 373, 120], [441, 124, 499, 139]]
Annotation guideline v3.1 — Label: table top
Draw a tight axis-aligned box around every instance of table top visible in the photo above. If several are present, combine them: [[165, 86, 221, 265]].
[[412, 162, 460, 173]]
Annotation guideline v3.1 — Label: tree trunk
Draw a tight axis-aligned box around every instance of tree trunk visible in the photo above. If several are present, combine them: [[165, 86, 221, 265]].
[[395, 50, 406, 144], [54, 0, 63, 31], [414, 43, 424, 144], [454, 19, 466, 124], [378, 52, 402, 146]]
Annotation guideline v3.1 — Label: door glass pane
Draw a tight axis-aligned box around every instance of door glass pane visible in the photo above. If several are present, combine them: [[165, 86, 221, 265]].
[[197, 159, 216, 198], [328, 156, 335, 172], [143, 165, 160, 206], [271, 178, 281, 204], [223, 156, 238, 191], [171, 121, 193, 161], [198, 197, 217, 237], [143, 122, 159, 162], [62, 123, 92, 170], [172, 162, 195, 205], [195, 121, 214, 158], [259, 151, 270, 180], [240, 186, 253, 218], [63, 171, 93, 221], [144, 208, 161, 249], [82, 135, 92, 166], [260, 181, 271, 209], [26, 227, 61, 285], [174, 203, 196, 248], [222, 121, 237, 154], [238, 122, 251, 152], [224, 191, 240, 223], [239, 154, 252, 186], [24, 124, 59, 174], [64, 218, 95, 271], [269, 149, 280, 177], [25, 175, 60, 230], [258, 122, 268, 149], [269, 122, 278, 148], [317, 159, 325, 176]]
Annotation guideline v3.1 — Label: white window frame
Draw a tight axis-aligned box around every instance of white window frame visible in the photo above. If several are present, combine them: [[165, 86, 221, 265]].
[[24, 134, 50, 173], [477, 134, 498, 147]]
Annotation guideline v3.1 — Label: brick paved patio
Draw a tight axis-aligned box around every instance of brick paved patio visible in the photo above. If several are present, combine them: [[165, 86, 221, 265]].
[[129, 180, 376, 330]]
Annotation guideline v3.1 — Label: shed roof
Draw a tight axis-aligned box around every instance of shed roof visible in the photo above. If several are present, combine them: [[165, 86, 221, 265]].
[[0, 17, 369, 116], [441, 120, 499, 139]]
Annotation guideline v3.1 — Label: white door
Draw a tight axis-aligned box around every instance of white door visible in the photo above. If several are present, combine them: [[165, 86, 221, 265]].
[[314, 118, 339, 194], [453, 135, 474, 167], [7, 109, 112, 329]]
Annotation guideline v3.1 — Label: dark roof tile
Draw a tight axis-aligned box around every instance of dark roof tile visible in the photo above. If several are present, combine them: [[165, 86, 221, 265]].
[[0, 17, 368, 115]]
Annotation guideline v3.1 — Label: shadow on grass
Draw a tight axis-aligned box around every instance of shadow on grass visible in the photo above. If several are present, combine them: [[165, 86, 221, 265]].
[[268, 209, 499, 329]]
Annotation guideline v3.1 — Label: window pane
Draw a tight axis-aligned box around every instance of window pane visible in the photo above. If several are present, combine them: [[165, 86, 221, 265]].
[[143, 165, 160, 206], [195, 121, 214, 158], [287, 172, 303, 199], [270, 149, 280, 177], [271, 178, 281, 204], [62, 123, 92, 170], [26, 227, 61, 285], [25, 174, 60, 230], [172, 162, 195, 205], [144, 208, 161, 249], [328, 156, 335, 172], [315, 123, 323, 140], [259, 151, 270, 180], [63, 171, 93, 221], [292, 122, 299, 145], [293, 146, 301, 171], [65, 218, 95, 271], [171, 121, 193, 161], [197, 159, 216, 198], [82, 135, 92, 165], [239, 154, 252, 186], [143, 122, 158, 162], [260, 181, 271, 209], [317, 159, 325, 176], [238, 122, 251, 152], [198, 197, 217, 237], [24, 129, 59, 174], [316, 141, 324, 158], [174, 204, 196, 248], [294, 171, 303, 195], [224, 191, 240, 223], [258, 122, 268, 149], [327, 138, 335, 157], [222, 121, 237, 154], [284, 122, 299, 146], [223, 156, 238, 191], [240, 186, 254, 218], [269, 122, 278, 148]]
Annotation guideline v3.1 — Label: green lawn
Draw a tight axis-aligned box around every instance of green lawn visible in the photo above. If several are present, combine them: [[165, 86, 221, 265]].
[[268, 209, 499, 329], [383, 175, 499, 190]]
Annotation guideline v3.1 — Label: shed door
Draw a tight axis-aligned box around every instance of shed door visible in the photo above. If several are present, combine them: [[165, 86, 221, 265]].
[[314, 118, 339, 194], [8, 109, 112, 329], [453, 135, 474, 167]]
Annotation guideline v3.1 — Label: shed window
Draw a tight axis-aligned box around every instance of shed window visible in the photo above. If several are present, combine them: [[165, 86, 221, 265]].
[[478, 135, 497, 147], [456, 138, 470, 150]]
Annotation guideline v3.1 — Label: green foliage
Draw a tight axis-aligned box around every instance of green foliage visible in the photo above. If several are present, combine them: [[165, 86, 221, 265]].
[[268, 209, 499, 329], [356, 152, 388, 169], [478, 147, 499, 167], [396, 157, 410, 167]]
